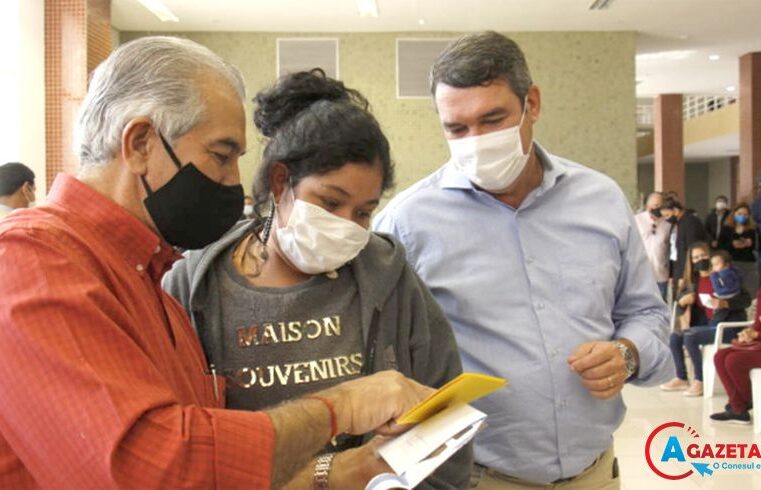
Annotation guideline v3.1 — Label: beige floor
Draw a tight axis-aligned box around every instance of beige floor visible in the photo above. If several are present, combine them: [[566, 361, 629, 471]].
[[616, 384, 761, 489]]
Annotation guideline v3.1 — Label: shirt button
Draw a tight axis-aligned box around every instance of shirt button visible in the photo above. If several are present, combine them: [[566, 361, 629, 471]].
[[536, 302, 545, 310], [136, 264, 145, 272], [526, 257, 534, 264]]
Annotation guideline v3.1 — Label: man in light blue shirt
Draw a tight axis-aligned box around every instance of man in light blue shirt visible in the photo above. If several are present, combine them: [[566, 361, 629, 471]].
[[374, 32, 673, 488]]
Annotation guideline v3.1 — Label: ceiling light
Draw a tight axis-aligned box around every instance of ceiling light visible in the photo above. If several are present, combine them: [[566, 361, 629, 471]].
[[356, 0, 379, 17], [635, 50, 696, 61], [726, 85, 737, 92], [588, 0, 615, 10], [708, 54, 720, 61], [418, 19, 425, 25], [136, 0, 179, 22]]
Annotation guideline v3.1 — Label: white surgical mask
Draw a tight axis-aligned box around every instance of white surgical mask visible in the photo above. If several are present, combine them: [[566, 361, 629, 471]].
[[447, 99, 532, 192], [275, 190, 370, 274], [716, 202, 728, 211]]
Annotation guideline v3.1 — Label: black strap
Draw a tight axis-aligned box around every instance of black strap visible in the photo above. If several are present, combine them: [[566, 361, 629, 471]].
[[362, 308, 381, 377], [140, 175, 153, 197], [158, 132, 183, 170]]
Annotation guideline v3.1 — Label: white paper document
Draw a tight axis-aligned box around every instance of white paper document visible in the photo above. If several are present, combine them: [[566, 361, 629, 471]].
[[365, 403, 486, 490], [699, 293, 715, 309]]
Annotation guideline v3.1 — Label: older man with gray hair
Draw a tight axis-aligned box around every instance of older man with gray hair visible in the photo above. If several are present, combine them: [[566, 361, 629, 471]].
[[0, 36, 430, 489]]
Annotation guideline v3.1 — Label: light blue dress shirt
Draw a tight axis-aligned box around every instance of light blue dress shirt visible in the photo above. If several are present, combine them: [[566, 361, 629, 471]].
[[374, 144, 674, 484]]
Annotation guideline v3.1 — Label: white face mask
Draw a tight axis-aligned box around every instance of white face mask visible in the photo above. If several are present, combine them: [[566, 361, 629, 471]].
[[274, 190, 370, 275], [716, 202, 728, 211], [243, 204, 254, 216], [447, 100, 533, 192]]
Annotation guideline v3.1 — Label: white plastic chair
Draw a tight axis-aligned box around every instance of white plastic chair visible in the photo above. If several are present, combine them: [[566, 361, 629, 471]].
[[703, 321, 754, 399]]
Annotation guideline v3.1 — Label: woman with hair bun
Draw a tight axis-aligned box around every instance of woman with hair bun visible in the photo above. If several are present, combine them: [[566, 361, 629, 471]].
[[164, 69, 469, 488]]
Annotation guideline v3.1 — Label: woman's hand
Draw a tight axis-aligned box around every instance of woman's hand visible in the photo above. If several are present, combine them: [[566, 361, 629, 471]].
[[738, 328, 759, 344], [715, 299, 729, 309], [732, 239, 749, 249], [330, 438, 393, 489], [678, 293, 695, 307]]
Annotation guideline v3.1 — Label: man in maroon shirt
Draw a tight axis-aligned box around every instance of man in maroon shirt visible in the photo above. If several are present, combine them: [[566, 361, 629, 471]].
[[0, 36, 431, 489]]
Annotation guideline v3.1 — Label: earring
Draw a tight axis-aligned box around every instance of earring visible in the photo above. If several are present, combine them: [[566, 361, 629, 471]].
[[257, 193, 276, 249]]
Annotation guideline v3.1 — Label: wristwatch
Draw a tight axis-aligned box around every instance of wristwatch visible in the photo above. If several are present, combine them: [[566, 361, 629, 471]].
[[313, 452, 336, 490], [612, 340, 638, 380]]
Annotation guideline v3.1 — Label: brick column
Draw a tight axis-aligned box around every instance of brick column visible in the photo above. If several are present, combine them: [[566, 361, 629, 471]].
[[654, 94, 685, 200], [738, 52, 761, 203], [45, 0, 111, 190]]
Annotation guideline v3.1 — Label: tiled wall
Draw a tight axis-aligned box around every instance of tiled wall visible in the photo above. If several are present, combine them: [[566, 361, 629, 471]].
[[119, 30, 638, 204], [44, 0, 110, 190], [87, 0, 111, 74]]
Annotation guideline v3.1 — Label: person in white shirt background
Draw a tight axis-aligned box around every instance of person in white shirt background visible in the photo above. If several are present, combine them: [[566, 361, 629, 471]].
[[0, 162, 35, 219], [635, 192, 671, 301]]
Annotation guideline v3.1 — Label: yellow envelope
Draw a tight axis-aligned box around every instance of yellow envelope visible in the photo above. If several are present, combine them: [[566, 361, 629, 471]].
[[398, 373, 507, 424]]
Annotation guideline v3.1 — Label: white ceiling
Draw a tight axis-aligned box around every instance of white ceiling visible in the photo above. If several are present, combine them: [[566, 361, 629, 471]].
[[639, 132, 740, 164], [112, 0, 761, 98]]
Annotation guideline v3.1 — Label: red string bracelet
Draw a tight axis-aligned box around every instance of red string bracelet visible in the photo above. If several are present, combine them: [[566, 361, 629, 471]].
[[304, 395, 338, 439]]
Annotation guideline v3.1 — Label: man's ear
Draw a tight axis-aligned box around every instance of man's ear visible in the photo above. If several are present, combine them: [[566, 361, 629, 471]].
[[270, 162, 290, 202], [22, 181, 35, 204], [121, 117, 155, 176], [526, 85, 541, 124]]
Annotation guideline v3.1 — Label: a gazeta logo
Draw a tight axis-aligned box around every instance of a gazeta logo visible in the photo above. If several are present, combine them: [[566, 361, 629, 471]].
[[645, 421, 761, 480]]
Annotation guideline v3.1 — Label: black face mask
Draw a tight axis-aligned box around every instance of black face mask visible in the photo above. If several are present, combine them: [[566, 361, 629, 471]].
[[650, 208, 662, 218], [141, 133, 244, 250], [667, 216, 678, 224], [694, 259, 711, 272]]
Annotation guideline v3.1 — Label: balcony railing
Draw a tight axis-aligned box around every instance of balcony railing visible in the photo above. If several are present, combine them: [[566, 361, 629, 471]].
[[636, 95, 737, 128]]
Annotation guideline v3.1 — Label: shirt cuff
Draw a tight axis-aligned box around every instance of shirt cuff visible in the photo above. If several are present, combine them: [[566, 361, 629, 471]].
[[211, 409, 275, 488], [615, 322, 674, 386]]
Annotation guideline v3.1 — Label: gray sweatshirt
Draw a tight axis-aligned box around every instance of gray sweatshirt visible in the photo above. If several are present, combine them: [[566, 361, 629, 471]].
[[162, 221, 471, 489]]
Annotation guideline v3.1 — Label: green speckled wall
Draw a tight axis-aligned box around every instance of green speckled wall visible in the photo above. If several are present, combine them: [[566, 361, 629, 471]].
[[120, 31, 637, 204]]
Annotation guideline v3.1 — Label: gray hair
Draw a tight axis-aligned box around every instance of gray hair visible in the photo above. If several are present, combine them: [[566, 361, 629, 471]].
[[430, 31, 533, 103], [76, 36, 246, 165]]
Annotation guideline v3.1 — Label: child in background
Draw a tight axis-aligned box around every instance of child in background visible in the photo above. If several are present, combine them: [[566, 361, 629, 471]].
[[709, 250, 743, 326]]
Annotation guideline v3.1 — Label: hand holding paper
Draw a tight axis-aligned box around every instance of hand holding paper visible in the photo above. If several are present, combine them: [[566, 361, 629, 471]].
[[365, 373, 507, 490]]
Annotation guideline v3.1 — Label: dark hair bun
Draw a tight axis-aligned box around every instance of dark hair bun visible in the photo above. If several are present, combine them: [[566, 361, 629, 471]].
[[253, 68, 369, 137]]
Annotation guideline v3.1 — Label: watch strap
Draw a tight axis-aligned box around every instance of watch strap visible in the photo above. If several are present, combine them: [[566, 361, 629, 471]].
[[313, 452, 336, 490], [613, 340, 637, 379]]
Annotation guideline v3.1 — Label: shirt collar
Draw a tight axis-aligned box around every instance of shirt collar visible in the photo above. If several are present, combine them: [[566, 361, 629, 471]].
[[47, 173, 181, 282], [441, 141, 568, 195]]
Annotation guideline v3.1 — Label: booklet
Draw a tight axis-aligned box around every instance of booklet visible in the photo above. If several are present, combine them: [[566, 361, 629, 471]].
[[398, 373, 507, 424], [365, 373, 506, 490], [366, 403, 486, 490]]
